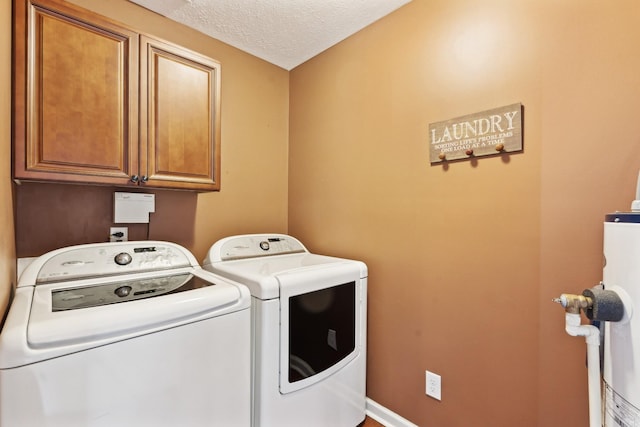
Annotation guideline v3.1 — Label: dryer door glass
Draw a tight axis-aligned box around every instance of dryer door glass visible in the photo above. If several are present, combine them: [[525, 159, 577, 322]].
[[288, 281, 356, 383]]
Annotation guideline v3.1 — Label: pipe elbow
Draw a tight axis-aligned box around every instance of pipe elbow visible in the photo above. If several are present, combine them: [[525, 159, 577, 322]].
[[565, 313, 600, 345]]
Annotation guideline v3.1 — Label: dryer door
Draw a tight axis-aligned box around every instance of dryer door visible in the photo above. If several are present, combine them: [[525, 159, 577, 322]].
[[277, 262, 363, 394]]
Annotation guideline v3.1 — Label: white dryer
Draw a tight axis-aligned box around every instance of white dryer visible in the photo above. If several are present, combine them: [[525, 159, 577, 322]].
[[0, 241, 251, 427], [202, 234, 367, 427]]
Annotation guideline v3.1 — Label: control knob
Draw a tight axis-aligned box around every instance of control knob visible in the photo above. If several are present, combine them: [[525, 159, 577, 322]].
[[114, 286, 132, 297], [114, 252, 133, 266]]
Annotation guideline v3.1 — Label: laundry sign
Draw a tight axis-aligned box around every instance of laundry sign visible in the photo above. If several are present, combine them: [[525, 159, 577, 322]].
[[429, 103, 523, 163]]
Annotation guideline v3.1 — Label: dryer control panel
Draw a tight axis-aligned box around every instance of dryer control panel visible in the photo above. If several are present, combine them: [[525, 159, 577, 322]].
[[210, 234, 308, 261]]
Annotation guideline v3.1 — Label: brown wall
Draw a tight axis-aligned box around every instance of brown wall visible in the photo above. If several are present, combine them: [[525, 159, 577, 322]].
[[289, 1, 640, 426], [0, 0, 16, 315], [537, 2, 640, 425], [13, 0, 290, 262]]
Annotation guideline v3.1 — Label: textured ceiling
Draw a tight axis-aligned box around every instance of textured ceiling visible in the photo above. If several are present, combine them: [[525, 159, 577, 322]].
[[128, 0, 412, 70]]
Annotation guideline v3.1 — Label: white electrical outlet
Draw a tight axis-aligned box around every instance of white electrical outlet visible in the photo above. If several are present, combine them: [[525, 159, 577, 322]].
[[109, 227, 128, 242], [426, 370, 442, 401]]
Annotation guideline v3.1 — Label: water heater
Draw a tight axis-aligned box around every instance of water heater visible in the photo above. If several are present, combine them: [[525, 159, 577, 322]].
[[602, 213, 640, 426]]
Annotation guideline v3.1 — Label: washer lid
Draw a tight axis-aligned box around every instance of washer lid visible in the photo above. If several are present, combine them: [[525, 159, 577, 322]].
[[26, 268, 247, 349], [51, 271, 198, 311]]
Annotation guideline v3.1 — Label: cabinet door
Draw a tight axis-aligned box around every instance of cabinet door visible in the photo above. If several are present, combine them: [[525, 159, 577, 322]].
[[14, 0, 139, 185], [140, 36, 221, 191]]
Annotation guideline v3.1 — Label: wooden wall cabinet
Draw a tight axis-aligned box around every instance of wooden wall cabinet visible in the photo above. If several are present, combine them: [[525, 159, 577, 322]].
[[13, 0, 221, 191]]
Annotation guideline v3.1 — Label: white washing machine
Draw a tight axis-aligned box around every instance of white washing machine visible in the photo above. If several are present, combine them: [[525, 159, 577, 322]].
[[0, 241, 251, 427], [202, 234, 367, 427]]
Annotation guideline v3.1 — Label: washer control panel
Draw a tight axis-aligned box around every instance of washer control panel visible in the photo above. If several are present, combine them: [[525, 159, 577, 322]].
[[33, 242, 193, 284]]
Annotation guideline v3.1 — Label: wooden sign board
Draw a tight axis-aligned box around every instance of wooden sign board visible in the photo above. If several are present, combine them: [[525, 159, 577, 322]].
[[429, 103, 523, 163]]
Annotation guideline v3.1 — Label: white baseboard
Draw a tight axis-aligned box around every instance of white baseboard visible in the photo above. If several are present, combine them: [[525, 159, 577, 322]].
[[366, 397, 419, 427]]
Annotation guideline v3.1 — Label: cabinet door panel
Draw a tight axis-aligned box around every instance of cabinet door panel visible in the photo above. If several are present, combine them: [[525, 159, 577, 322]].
[[140, 36, 221, 191], [14, 0, 138, 184]]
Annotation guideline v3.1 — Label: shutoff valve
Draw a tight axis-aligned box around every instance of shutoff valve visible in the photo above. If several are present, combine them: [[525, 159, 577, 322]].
[[553, 285, 624, 322]]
